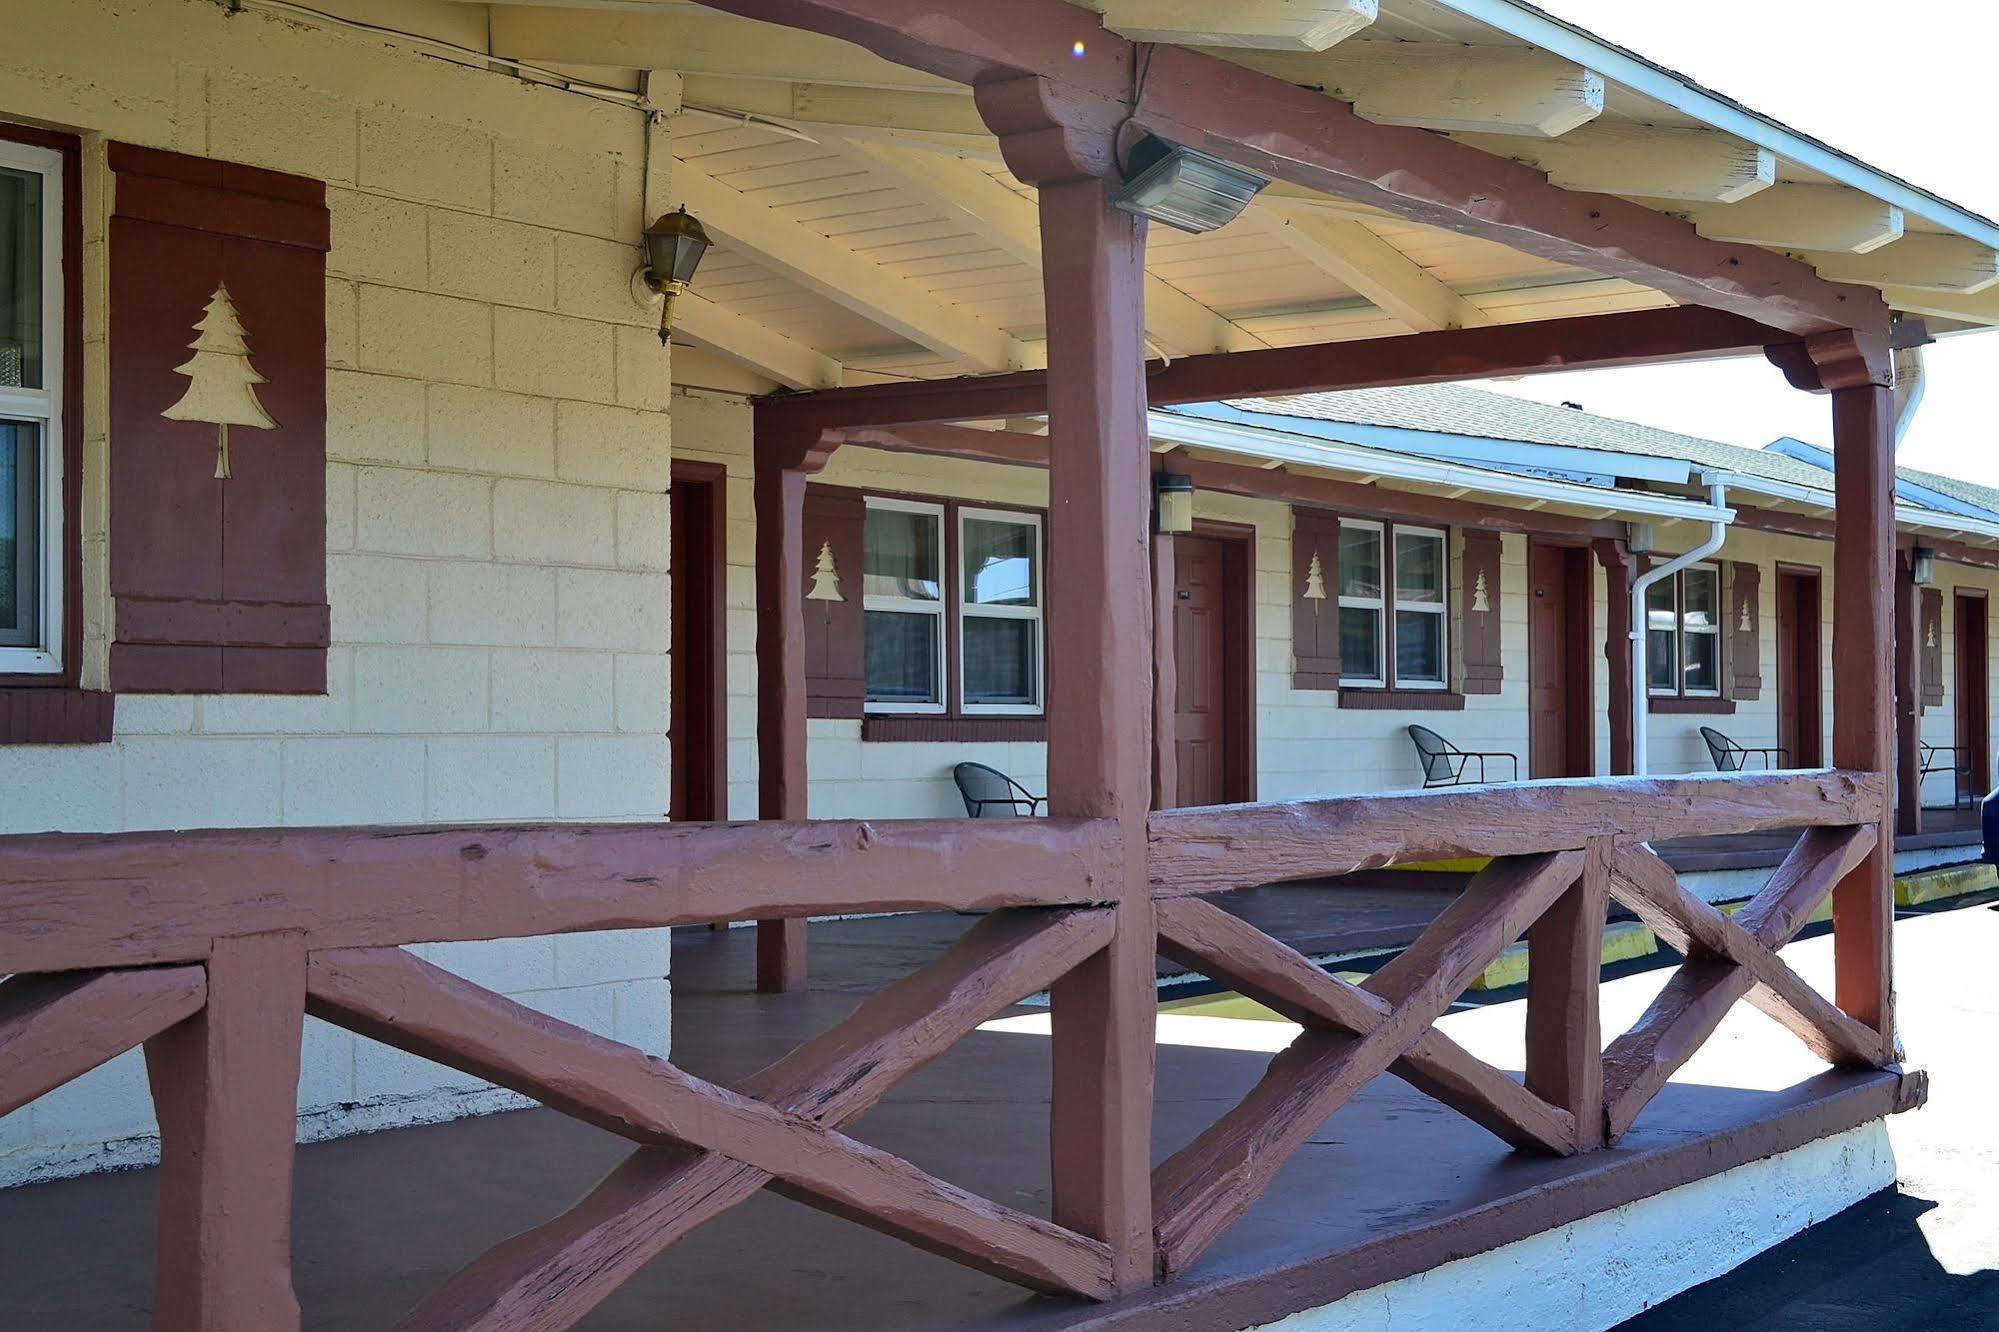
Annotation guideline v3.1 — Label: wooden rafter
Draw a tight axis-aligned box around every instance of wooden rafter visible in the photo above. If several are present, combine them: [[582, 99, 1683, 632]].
[[0, 965, 207, 1117], [1096, 0, 1377, 51], [674, 290, 845, 389], [1256, 202, 1490, 332], [1221, 42, 1605, 137], [1474, 124, 1776, 204], [1806, 234, 1999, 295], [1688, 185, 1905, 254]]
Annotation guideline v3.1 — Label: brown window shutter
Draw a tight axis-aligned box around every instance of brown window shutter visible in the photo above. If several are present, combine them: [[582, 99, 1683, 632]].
[[803, 486, 866, 718], [107, 144, 330, 694], [1728, 561, 1762, 701], [1921, 586, 1945, 707], [1291, 507, 1340, 689], [1460, 530, 1502, 695]]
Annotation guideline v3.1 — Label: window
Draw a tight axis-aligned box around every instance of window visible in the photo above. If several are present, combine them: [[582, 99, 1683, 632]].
[[1339, 520, 1448, 689], [1647, 564, 1722, 698], [861, 497, 1044, 717], [0, 137, 60, 673]]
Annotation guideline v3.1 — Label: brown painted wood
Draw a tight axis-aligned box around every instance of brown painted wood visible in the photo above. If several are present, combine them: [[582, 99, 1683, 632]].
[[1172, 531, 1252, 805], [1527, 542, 1592, 778], [1147, 769, 1884, 898], [1525, 837, 1608, 1153], [144, 931, 307, 1332], [761, 308, 1804, 435], [1595, 540, 1635, 775], [800, 485, 867, 720], [1155, 897, 1573, 1154], [1892, 550, 1921, 835], [308, 943, 1114, 1299], [752, 441, 817, 992], [1153, 851, 1582, 1274], [1953, 590, 1990, 802], [1921, 586, 1946, 708], [0, 689, 115, 745], [1775, 567, 1825, 768], [1290, 508, 1342, 690], [0, 965, 205, 1118], [829, 422, 1051, 468], [1151, 530, 1177, 811], [1460, 530, 1503, 696], [0, 815, 1118, 975], [1826, 372, 1898, 1048], [669, 462, 728, 822], [1729, 561, 1763, 702], [397, 907, 1115, 1330]]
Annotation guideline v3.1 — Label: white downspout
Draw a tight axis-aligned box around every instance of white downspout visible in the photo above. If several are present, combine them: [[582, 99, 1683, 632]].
[[1631, 474, 1731, 776]]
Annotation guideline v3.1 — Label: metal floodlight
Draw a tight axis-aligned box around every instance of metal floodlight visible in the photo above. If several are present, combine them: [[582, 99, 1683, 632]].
[[1112, 134, 1268, 235], [1626, 521, 1657, 556], [641, 206, 713, 345], [1912, 546, 1937, 586]]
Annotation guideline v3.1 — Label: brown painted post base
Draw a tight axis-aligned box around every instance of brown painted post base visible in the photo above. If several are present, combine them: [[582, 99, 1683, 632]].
[[1525, 837, 1609, 1150], [1894, 548, 1922, 837], [1594, 540, 1636, 777], [144, 931, 308, 1332]]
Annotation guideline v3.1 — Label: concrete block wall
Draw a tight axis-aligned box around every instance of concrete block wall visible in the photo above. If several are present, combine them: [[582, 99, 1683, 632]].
[[0, 0, 677, 1186]]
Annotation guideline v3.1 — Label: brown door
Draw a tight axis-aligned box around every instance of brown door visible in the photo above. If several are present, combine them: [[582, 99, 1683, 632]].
[[669, 465, 726, 821], [1172, 532, 1253, 806], [1775, 569, 1823, 767], [1954, 592, 1989, 799], [1527, 543, 1592, 778]]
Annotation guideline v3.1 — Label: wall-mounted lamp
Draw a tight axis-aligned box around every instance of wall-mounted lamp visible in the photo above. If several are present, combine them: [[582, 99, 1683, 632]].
[[1155, 472, 1195, 534], [1912, 546, 1937, 586], [1626, 521, 1657, 556], [638, 206, 712, 345], [1112, 134, 1268, 235]]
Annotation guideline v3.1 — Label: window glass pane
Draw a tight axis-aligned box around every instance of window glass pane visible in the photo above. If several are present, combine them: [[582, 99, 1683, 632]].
[[964, 617, 1038, 706], [0, 167, 43, 390], [1394, 609, 1444, 683], [1647, 629, 1677, 689], [864, 609, 939, 703], [1339, 606, 1381, 680], [863, 507, 940, 601], [1645, 579, 1676, 631], [962, 517, 1037, 607], [1338, 525, 1382, 599], [0, 421, 36, 646], [1394, 532, 1444, 605], [1682, 569, 1718, 628], [1683, 630, 1720, 694]]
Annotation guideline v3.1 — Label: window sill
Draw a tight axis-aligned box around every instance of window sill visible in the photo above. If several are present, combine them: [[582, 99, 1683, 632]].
[[1649, 696, 1736, 715], [0, 688, 115, 744], [862, 714, 1049, 743], [1338, 688, 1466, 712]]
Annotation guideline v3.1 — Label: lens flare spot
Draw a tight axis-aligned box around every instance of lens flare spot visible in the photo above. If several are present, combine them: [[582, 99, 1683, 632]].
[[1071, 39, 1087, 59]]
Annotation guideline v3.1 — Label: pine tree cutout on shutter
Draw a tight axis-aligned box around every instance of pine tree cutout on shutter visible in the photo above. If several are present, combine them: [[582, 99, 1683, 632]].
[[160, 284, 278, 479]]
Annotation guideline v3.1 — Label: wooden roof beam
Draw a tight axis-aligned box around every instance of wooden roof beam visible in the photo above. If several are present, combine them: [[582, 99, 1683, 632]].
[[1688, 185, 1904, 254], [1095, 0, 1376, 52], [675, 292, 845, 390], [1224, 43, 1604, 138], [674, 157, 1035, 371], [1256, 203, 1491, 332], [688, 0, 1885, 337], [1474, 125, 1776, 204], [677, 75, 983, 136], [1807, 234, 1999, 295]]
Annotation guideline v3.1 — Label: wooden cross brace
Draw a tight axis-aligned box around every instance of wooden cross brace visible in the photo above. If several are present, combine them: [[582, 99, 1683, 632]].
[[1600, 825, 1891, 1141], [304, 908, 1119, 1331], [1151, 850, 1584, 1277]]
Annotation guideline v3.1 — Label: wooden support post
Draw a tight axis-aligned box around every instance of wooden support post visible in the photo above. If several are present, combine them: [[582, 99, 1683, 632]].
[[1524, 836, 1608, 1151], [1151, 529, 1177, 811], [144, 931, 307, 1332], [752, 430, 833, 992], [1595, 539, 1636, 776], [1894, 547, 1923, 836], [982, 74, 1157, 1293]]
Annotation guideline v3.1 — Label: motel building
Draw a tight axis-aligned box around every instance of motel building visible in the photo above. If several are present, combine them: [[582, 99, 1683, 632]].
[[3, 1, 1999, 1328]]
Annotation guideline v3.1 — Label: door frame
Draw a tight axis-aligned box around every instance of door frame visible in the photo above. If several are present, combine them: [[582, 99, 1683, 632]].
[[1526, 538, 1595, 779], [1954, 587, 1990, 800], [669, 460, 729, 822], [1170, 520, 1258, 806], [1775, 562, 1825, 768]]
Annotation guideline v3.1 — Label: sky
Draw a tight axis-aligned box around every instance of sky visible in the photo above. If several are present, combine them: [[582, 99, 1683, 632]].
[[1469, 1, 1999, 484]]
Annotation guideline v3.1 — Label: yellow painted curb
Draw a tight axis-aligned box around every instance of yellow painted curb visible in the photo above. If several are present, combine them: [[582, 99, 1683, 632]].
[[1468, 920, 1658, 992], [1388, 858, 1492, 874], [1895, 861, 1997, 908], [1160, 975, 1369, 1023]]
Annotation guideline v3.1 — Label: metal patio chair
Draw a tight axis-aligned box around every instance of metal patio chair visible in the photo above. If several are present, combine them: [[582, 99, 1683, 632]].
[[1405, 724, 1519, 788], [1699, 726, 1789, 772], [952, 762, 1046, 818], [1920, 742, 1973, 809]]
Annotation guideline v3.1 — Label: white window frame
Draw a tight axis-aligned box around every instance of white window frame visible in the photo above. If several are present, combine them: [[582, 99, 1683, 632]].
[[862, 497, 947, 714], [1390, 524, 1450, 691], [1337, 519, 1386, 688], [957, 506, 1044, 717], [0, 138, 62, 676], [1646, 563, 1723, 699]]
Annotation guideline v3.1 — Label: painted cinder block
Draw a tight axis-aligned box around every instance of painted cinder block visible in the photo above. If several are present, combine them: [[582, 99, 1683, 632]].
[[0, 743, 123, 833], [615, 325, 674, 411], [553, 928, 670, 987], [352, 645, 490, 735], [494, 307, 616, 404], [428, 562, 558, 648], [410, 936, 560, 996], [325, 279, 357, 371], [426, 383, 557, 480], [122, 737, 284, 830], [428, 211, 557, 310], [494, 135, 621, 240], [490, 648, 616, 734], [356, 467, 492, 559], [330, 553, 431, 645], [111, 695, 196, 735], [326, 187, 428, 288], [493, 478, 616, 566], [613, 653, 670, 733], [210, 74, 359, 185], [556, 567, 670, 651], [553, 232, 648, 325], [615, 490, 670, 572], [556, 734, 669, 818], [326, 368, 426, 467], [424, 736, 558, 822], [611, 977, 672, 1056], [282, 736, 427, 825], [358, 106, 493, 212], [554, 399, 670, 491], [200, 648, 354, 737], [356, 285, 493, 388]]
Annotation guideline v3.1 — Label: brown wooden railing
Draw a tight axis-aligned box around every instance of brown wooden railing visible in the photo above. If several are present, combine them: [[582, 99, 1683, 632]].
[[0, 769, 1900, 1328]]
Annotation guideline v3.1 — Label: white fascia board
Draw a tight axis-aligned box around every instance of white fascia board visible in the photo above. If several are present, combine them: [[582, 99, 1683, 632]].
[[1147, 409, 1732, 525], [1432, 1, 1999, 252], [1169, 400, 1693, 484], [1712, 469, 1999, 545]]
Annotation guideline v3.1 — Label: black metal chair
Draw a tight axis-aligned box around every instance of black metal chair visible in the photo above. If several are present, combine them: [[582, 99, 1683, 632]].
[[952, 762, 1045, 818], [1920, 742, 1973, 809], [1405, 724, 1519, 788], [1699, 726, 1789, 772]]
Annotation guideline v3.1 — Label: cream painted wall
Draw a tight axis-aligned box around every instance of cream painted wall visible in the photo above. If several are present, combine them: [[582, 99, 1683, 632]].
[[0, 0, 678, 1185]]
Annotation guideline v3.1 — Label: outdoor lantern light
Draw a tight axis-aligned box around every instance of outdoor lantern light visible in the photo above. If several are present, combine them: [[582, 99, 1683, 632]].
[[1155, 471, 1195, 534], [640, 206, 712, 345], [1112, 134, 1268, 235], [1626, 521, 1657, 556], [1912, 546, 1938, 586]]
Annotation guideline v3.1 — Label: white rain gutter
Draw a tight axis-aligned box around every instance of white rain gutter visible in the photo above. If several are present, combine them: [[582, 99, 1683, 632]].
[[1631, 473, 1730, 776]]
